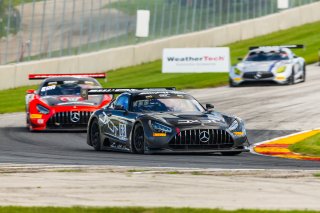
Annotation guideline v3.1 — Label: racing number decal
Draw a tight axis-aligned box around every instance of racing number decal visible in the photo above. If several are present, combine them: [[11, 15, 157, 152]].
[[119, 124, 127, 140]]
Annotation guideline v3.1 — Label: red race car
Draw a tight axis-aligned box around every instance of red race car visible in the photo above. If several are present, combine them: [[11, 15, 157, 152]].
[[26, 73, 112, 131]]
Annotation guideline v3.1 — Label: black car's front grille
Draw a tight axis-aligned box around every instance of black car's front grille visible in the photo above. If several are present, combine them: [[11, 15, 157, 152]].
[[47, 111, 92, 129], [243, 72, 274, 79], [168, 129, 234, 150]]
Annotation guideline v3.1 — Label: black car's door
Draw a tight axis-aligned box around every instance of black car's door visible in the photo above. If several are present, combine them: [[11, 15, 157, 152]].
[[104, 94, 136, 145]]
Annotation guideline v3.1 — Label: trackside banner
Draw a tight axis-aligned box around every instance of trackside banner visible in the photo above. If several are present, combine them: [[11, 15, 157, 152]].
[[162, 48, 231, 73]]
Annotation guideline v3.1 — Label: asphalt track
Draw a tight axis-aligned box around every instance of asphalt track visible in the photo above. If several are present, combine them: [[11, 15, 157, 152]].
[[0, 64, 320, 169]]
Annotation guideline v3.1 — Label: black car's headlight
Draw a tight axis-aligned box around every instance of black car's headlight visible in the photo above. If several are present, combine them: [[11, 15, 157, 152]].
[[229, 119, 239, 131], [229, 118, 246, 136], [150, 121, 172, 133], [36, 104, 50, 114]]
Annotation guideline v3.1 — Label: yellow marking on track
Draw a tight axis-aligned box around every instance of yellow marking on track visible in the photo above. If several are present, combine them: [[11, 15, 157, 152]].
[[253, 129, 320, 161], [254, 147, 290, 153]]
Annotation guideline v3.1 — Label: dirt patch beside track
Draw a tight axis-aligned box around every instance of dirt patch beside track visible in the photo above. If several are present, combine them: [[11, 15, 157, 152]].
[[0, 165, 319, 210]]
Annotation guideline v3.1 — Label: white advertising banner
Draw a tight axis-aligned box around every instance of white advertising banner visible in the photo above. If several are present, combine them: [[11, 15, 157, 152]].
[[162, 48, 230, 73], [277, 0, 289, 9], [136, 10, 150, 37]]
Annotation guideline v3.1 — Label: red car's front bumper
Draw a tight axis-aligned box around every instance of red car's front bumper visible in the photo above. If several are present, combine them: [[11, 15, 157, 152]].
[[28, 106, 99, 131]]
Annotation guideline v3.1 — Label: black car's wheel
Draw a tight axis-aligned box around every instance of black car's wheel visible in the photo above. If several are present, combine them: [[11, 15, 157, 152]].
[[132, 123, 145, 154], [221, 151, 242, 156], [90, 119, 101, 151]]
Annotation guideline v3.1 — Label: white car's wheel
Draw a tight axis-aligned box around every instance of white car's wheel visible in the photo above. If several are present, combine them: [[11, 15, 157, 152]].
[[288, 69, 295, 85], [301, 64, 306, 82], [229, 78, 238, 87]]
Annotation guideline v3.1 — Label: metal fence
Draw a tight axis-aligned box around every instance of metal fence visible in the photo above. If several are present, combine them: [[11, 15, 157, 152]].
[[0, 0, 319, 65]]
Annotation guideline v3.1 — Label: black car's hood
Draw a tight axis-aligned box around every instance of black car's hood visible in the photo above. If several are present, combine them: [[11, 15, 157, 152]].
[[40, 95, 102, 107], [147, 111, 229, 128]]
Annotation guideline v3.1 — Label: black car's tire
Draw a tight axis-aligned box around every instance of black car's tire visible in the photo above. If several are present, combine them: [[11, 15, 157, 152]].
[[221, 151, 242, 156], [132, 123, 145, 154], [301, 64, 306, 82], [229, 78, 237, 87], [90, 119, 101, 151]]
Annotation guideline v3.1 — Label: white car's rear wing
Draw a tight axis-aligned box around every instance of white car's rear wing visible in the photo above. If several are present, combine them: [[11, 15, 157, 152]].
[[249, 45, 305, 51]]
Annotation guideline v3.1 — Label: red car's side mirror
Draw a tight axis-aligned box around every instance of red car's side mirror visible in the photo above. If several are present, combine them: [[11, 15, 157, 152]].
[[26, 89, 36, 94]]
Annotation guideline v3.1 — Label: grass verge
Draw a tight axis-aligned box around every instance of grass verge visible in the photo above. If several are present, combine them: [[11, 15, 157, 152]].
[[0, 207, 320, 213], [314, 173, 320, 178], [0, 85, 36, 114], [1, 21, 320, 114], [289, 133, 320, 157]]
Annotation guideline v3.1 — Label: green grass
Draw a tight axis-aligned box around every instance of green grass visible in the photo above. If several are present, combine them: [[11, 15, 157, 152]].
[[127, 169, 149, 173], [0, 85, 36, 114], [1, 20, 320, 114], [289, 133, 320, 157], [314, 173, 320, 177], [0, 207, 319, 213], [100, 60, 228, 89], [165, 171, 184, 175]]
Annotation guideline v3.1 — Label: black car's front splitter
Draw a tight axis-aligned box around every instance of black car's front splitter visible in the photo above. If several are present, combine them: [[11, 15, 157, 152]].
[[145, 148, 249, 154]]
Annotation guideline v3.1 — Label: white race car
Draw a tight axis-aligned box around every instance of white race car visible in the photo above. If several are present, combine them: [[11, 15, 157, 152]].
[[229, 45, 306, 87]]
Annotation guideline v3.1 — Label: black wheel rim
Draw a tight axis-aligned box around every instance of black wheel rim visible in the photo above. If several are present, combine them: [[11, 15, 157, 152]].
[[134, 126, 144, 152], [91, 122, 100, 148]]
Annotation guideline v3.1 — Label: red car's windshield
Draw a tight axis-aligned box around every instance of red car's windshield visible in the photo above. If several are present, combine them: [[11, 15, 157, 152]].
[[39, 80, 100, 97]]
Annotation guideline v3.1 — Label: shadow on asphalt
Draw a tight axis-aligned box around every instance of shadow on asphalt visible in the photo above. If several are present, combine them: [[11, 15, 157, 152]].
[[234, 81, 288, 87]]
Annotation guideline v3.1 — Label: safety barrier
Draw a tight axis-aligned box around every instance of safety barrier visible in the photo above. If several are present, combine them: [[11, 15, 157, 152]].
[[1, 2, 320, 90]]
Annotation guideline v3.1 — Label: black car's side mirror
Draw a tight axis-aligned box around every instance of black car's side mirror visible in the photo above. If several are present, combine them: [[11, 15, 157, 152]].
[[206, 104, 214, 111], [115, 105, 126, 111]]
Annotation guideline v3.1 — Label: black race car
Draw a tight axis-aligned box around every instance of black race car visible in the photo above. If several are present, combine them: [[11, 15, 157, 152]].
[[82, 88, 249, 155]]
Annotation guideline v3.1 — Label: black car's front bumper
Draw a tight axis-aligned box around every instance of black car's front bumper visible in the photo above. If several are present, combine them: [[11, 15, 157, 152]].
[[144, 127, 249, 153]]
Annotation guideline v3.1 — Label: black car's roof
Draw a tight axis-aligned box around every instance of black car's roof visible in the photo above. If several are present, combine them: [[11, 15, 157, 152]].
[[125, 90, 186, 95]]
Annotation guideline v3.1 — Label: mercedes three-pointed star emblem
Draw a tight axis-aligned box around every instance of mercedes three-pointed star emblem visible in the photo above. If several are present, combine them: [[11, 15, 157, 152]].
[[199, 131, 210, 143], [70, 112, 80, 123]]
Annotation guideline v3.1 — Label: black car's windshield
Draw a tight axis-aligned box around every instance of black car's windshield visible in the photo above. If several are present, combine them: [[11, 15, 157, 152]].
[[39, 79, 100, 96], [132, 93, 205, 113], [245, 51, 289, 62]]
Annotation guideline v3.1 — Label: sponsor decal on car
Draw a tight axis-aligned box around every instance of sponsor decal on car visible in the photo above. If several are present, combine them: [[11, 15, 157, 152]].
[[41, 85, 56, 92]]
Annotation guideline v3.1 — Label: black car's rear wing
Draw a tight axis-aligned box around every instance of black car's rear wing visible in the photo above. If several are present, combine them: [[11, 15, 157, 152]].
[[249, 44, 305, 50], [81, 87, 176, 99]]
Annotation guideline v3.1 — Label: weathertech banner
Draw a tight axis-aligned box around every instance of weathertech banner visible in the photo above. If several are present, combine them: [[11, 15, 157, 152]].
[[162, 48, 231, 73]]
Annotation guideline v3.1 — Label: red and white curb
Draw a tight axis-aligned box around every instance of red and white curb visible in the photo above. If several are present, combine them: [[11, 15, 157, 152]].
[[251, 129, 320, 161]]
